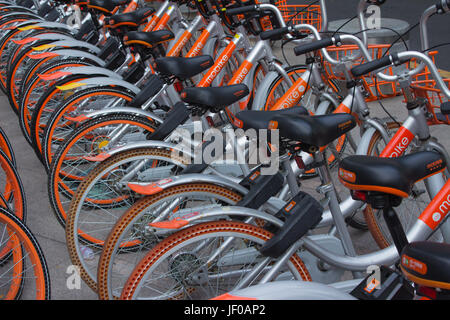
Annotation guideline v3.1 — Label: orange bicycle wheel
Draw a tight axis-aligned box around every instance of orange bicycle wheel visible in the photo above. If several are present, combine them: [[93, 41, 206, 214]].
[[19, 60, 92, 144], [0, 206, 50, 300], [0, 148, 25, 221], [120, 220, 310, 300], [48, 114, 156, 228], [0, 126, 16, 167], [42, 87, 135, 170]]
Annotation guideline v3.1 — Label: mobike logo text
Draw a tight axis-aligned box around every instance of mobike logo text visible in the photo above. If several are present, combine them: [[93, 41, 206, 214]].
[[431, 193, 450, 226], [146, 19, 158, 31], [204, 54, 229, 86], [189, 41, 204, 57], [232, 66, 249, 84], [278, 84, 306, 110], [170, 36, 189, 56], [401, 255, 427, 275], [388, 137, 409, 158], [154, 23, 165, 31]]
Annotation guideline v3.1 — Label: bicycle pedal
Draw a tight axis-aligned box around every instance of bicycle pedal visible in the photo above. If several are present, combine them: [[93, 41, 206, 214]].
[[259, 191, 323, 259], [350, 265, 414, 300]]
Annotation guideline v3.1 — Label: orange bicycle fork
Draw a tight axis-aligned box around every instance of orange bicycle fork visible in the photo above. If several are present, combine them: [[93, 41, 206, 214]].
[[123, 0, 139, 12], [153, 4, 178, 31], [182, 16, 221, 58], [269, 69, 312, 111], [143, 0, 171, 31], [197, 33, 244, 87], [167, 14, 204, 57]]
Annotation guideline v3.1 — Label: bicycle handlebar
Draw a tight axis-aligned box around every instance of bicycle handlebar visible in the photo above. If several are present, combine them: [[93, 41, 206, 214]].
[[225, 4, 292, 30], [350, 54, 410, 77], [421, 0, 450, 51], [226, 0, 448, 88], [366, 0, 386, 5], [294, 36, 339, 56], [290, 24, 415, 82], [351, 51, 450, 99], [259, 26, 309, 41], [259, 27, 289, 41], [225, 4, 257, 16], [350, 56, 392, 77]]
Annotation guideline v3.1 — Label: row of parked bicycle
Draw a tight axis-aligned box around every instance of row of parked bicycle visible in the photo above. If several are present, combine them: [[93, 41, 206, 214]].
[[0, 0, 449, 300]]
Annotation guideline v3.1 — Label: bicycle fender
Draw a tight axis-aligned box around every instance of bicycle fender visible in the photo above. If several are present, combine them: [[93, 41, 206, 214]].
[[0, 5, 36, 14], [165, 27, 186, 54], [39, 66, 122, 82], [39, 48, 106, 66], [355, 126, 378, 155], [29, 33, 75, 42], [39, 39, 101, 54], [5, 18, 42, 29], [56, 76, 140, 94], [315, 99, 333, 115], [32, 21, 75, 33], [201, 36, 217, 58], [148, 206, 284, 231], [75, 107, 164, 124], [82, 141, 194, 163], [127, 173, 248, 196], [1, 4, 39, 11], [251, 70, 280, 110], [0, 11, 42, 21]]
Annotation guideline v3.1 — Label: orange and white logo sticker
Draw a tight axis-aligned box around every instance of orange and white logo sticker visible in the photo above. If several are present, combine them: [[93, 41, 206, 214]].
[[339, 168, 356, 183], [402, 254, 427, 275]]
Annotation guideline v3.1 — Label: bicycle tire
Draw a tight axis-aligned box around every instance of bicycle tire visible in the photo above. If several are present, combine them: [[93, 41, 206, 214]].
[[85, 183, 244, 294], [41, 86, 135, 169], [19, 58, 94, 144], [63, 146, 190, 291], [48, 116, 159, 228], [120, 220, 311, 300], [0, 206, 50, 299], [29, 73, 101, 161]]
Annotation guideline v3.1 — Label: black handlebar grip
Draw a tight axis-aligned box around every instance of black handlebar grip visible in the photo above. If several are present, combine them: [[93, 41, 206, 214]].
[[396, 55, 412, 65], [226, 5, 258, 15], [293, 37, 337, 56], [351, 55, 392, 77], [260, 27, 290, 41], [368, 0, 386, 6]]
